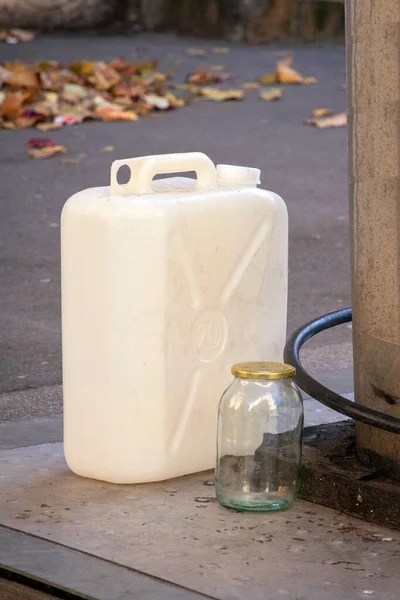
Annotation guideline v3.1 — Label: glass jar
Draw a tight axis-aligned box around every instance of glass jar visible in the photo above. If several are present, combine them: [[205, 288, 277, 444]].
[[215, 361, 303, 512]]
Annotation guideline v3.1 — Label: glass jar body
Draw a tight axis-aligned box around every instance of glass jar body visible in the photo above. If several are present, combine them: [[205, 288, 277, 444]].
[[216, 376, 303, 512]]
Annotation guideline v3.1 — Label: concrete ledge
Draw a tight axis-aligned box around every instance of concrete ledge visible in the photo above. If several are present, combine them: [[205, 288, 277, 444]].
[[0, 527, 209, 600], [300, 421, 400, 530]]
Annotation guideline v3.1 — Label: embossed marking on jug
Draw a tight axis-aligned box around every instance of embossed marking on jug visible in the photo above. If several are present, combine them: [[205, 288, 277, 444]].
[[192, 309, 228, 362]]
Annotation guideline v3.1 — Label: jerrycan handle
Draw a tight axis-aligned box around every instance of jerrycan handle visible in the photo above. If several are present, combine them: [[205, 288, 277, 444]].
[[110, 152, 217, 195]]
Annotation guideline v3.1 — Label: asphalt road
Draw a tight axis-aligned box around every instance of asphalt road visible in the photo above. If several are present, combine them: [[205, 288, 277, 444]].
[[0, 34, 352, 397]]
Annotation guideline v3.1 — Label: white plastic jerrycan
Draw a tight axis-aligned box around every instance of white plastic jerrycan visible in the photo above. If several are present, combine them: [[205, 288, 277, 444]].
[[61, 152, 288, 484]]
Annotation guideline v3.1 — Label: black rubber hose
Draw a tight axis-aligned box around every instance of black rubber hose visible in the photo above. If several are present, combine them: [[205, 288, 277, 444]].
[[284, 308, 400, 434]]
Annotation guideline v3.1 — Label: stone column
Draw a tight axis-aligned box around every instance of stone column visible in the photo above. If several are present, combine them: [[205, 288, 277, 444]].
[[347, 0, 400, 475]]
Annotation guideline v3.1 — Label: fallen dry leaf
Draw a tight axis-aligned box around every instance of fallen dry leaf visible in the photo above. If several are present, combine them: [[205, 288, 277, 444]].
[[25, 138, 67, 159], [306, 112, 347, 128], [312, 108, 335, 118], [90, 62, 120, 91], [26, 137, 59, 148], [2, 68, 39, 89], [10, 115, 38, 129], [134, 100, 154, 117], [10, 28, 35, 42], [0, 28, 35, 43], [61, 83, 88, 102], [199, 87, 244, 102], [187, 48, 206, 56], [186, 67, 231, 85], [0, 55, 203, 131], [135, 60, 158, 75], [242, 82, 260, 89], [210, 65, 226, 71], [258, 72, 277, 85], [276, 57, 317, 85], [260, 88, 282, 101], [212, 47, 230, 54], [143, 94, 170, 110], [55, 111, 86, 125], [164, 92, 185, 108], [0, 91, 25, 120], [69, 60, 94, 75], [107, 58, 128, 72], [101, 145, 115, 152], [0, 120, 23, 130], [95, 107, 138, 121]]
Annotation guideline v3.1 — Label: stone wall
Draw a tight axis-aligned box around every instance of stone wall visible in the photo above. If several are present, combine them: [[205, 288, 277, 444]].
[[0, 0, 275, 38], [0, 0, 343, 42], [0, 0, 116, 29]]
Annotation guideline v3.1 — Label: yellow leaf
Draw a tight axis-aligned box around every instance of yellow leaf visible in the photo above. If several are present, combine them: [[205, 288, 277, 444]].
[[69, 61, 94, 75], [258, 72, 277, 85], [306, 112, 347, 129], [276, 57, 317, 85], [164, 92, 185, 108], [36, 60, 59, 71], [212, 47, 230, 54], [101, 145, 115, 152], [199, 87, 244, 101], [242, 82, 260, 89], [312, 108, 335, 117], [42, 92, 59, 106], [95, 107, 138, 121], [259, 88, 282, 102], [91, 62, 120, 91], [3, 61, 28, 73]]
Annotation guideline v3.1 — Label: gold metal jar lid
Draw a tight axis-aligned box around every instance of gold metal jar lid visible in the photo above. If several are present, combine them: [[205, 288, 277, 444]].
[[231, 361, 296, 381]]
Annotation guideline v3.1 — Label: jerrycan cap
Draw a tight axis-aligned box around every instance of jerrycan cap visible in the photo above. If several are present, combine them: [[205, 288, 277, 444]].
[[217, 164, 261, 187]]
